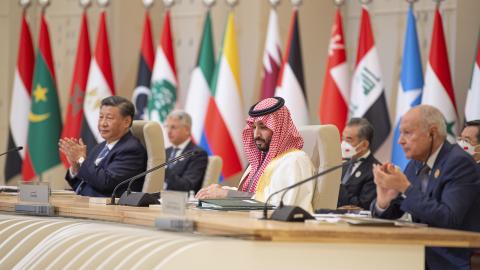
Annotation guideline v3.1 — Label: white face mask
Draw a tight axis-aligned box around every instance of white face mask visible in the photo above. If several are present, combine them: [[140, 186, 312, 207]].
[[457, 140, 476, 156], [341, 141, 357, 159]]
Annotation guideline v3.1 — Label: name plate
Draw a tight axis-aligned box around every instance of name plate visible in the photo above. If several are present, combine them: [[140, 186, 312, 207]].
[[161, 191, 187, 216], [18, 181, 50, 203]]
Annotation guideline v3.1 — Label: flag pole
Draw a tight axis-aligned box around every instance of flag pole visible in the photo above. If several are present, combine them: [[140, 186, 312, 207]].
[[143, 0, 154, 9], [269, 0, 280, 9], [333, 0, 345, 7], [291, 0, 302, 8], [19, 0, 31, 13], [358, 0, 372, 5], [79, 0, 91, 9], [203, 0, 216, 9], [97, 0, 109, 9], [163, 0, 175, 9], [226, 0, 238, 10], [433, 0, 444, 9]]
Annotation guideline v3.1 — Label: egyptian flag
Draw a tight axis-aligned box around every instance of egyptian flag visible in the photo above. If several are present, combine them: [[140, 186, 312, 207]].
[[464, 34, 480, 122], [422, 8, 458, 142], [132, 11, 154, 120], [350, 6, 390, 153], [60, 11, 91, 168], [82, 11, 115, 149], [260, 8, 282, 100], [5, 13, 35, 181], [318, 8, 349, 134], [27, 13, 63, 175], [275, 8, 309, 127]]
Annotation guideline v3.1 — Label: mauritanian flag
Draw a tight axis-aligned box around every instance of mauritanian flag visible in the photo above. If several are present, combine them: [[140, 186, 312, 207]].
[[184, 11, 215, 144], [275, 8, 309, 127], [350, 6, 390, 153], [318, 8, 349, 134], [27, 13, 63, 175], [148, 10, 177, 123], [5, 13, 35, 181], [132, 11, 155, 120], [422, 8, 458, 142], [465, 35, 480, 122], [204, 12, 245, 179], [260, 8, 282, 100], [82, 11, 115, 149], [392, 6, 423, 171], [60, 11, 91, 168]]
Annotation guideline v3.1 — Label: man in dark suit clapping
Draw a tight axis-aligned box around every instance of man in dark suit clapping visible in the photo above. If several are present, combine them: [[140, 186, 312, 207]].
[[164, 110, 208, 194]]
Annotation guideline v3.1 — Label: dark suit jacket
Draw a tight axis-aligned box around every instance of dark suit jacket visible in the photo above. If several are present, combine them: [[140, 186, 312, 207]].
[[338, 153, 380, 210], [165, 141, 208, 194], [65, 131, 147, 197], [372, 142, 480, 270]]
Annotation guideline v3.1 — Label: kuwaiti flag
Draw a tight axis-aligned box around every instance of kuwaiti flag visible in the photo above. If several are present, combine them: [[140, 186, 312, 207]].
[[392, 6, 423, 171], [318, 8, 349, 134], [27, 13, 63, 175], [184, 11, 215, 144], [61, 11, 91, 168], [5, 13, 36, 181], [82, 11, 115, 149], [350, 6, 390, 153], [275, 8, 309, 126], [132, 11, 155, 120], [422, 8, 458, 142], [148, 10, 177, 123], [260, 8, 282, 100], [204, 12, 245, 179], [465, 35, 480, 122]]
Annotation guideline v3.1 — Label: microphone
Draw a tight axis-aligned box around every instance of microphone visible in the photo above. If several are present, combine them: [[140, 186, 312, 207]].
[[0, 146, 23, 157], [263, 157, 364, 222], [111, 150, 199, 207]]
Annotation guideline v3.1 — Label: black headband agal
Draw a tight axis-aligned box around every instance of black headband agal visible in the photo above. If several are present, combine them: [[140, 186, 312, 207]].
[[248, 97, 285, 117]]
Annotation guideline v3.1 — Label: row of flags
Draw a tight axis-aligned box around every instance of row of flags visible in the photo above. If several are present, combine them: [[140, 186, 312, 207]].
[[4, 4, 480, 182]]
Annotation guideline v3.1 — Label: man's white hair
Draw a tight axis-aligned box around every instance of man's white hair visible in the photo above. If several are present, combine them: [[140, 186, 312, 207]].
[[416, 105, 447, 138], [167, 110, 192, 128]]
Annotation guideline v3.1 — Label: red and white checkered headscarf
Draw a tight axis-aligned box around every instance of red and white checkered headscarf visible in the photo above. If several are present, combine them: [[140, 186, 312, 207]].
[[240, 97, 303, 192]]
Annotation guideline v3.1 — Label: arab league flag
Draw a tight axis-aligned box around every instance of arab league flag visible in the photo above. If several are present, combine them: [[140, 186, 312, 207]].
[[184, 11, 215, 144], [260, 8, 282, 100], [148, 10, 177, 123], [61, 11, 91, 168], [204, 12, 245, 178], [319, 8, 349, 134], [392, 6, 423, 171], [27, 14, 62, 175], [5, 13, 36, 181], [465, 36, 480, 122], [275, 8, 309, 127], [82, 11, 116, 148], [422, 8, 458, 142], [132, 11, 155, 120], [350, 6, 390, 153]]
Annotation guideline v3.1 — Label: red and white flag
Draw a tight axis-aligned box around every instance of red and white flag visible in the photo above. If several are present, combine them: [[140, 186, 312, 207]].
[[318, 8, 349, 134], [82, 11, 116, 149], [465, 36, 480, 121], [5, 13, 35, 181], [260, 9, 282, 100], [422, 8, 458, 141]]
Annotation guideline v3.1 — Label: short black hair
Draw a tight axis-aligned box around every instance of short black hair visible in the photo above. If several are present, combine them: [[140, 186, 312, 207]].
[[101, 96, 135, 127], [347, 118, 374, 145], [465, 120, 480, 144]]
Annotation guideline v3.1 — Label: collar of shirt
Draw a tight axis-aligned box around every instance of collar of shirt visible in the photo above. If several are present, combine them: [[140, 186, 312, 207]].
[[105, 139, 119, 151], [351, 150, 371, 173], [172, 138, 191, 156], [426, 142, 443, 169]]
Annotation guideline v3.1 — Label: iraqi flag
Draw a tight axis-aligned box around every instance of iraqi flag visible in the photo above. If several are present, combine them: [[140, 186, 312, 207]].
[[275, 8, 309, 127], [27, 13, 63, 175], [148, 10, 177, 123], [82, 11, 116, 149], [318, 8, 349, 134], [392, 6, 423, 171], [204, 12, 245, 179], [5, 13, 35, 181], [132, 11, 155, 120], [465, 35, 480, 121], [260, 8, 282, 100], [184, 11, 215, 144], [60, 11, 91, 168], [350, 6, 391, 153], [422, 8, 458, 142]]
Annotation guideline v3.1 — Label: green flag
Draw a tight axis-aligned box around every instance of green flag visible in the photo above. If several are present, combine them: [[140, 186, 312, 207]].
[[27, 15, 62, 175]]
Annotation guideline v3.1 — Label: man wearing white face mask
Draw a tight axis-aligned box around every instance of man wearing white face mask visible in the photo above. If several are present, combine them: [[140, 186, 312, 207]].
[[338, 118, 380, 209], [458, 120, 480, 163]]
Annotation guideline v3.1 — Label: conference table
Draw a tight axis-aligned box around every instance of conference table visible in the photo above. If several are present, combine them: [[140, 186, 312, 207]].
[[0, 193, 479, 269]]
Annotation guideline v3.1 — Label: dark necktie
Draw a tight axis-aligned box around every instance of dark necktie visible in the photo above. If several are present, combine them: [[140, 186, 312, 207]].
[[418, 165, 431, 193], [168, 148, 180, 167], [342, 162, 355, 184]]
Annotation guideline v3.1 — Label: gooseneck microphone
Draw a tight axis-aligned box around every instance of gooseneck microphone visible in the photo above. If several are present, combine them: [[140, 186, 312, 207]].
[[263, 157, 364, 222], [110, 150, 199, 206], [0, 146, 23, 157]]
